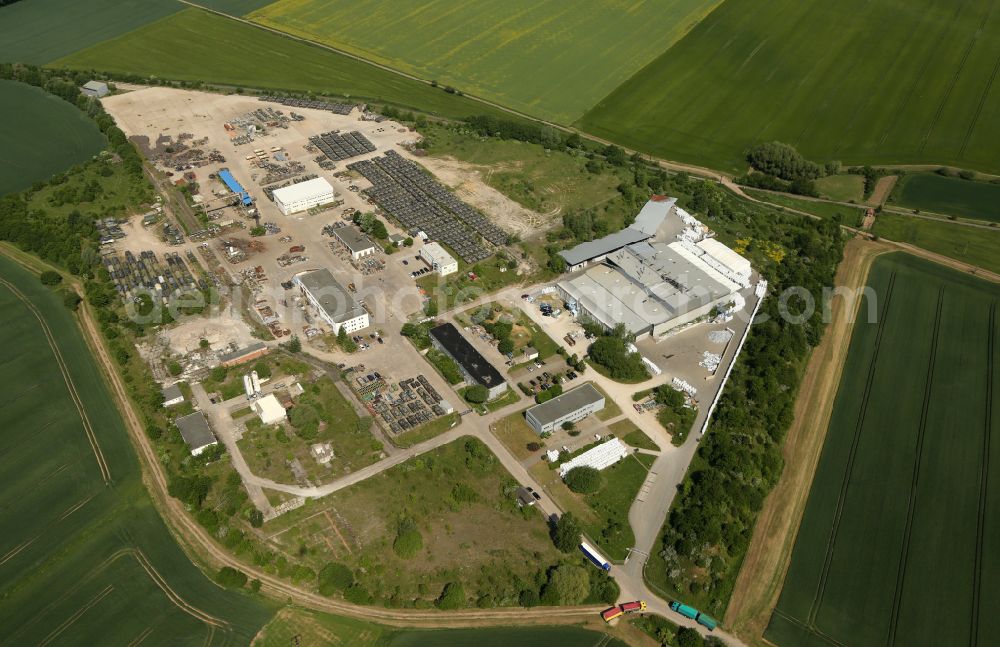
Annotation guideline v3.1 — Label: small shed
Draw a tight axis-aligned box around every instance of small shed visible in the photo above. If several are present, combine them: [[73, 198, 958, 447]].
[[82, 80, 109, 98], [515, 487, 536, 507], [162, 383, 185, 408]]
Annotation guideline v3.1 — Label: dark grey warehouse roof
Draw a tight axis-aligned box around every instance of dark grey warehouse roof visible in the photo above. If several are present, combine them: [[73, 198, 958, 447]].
[[176, 412, 216, 451], [525, 383, 604, 427], [429, 323, 505, 388]]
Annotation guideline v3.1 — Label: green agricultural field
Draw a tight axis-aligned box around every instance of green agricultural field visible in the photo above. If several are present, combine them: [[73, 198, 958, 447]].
[[580, 0, 1000, 174], [893, 173, 1000, 223], [0, 0, 180, 64], [55, 8, 513, 122], [0, 81, 105, 196], [187, 0, 276, 15], [872, 212, 1000, 275], [0, 254, 275, 644], [767, 253, 1000, 647], [248, 0, 723, 123]]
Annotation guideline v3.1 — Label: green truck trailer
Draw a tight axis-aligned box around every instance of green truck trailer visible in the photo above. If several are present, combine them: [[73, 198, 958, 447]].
[[669, 601, 717, 631]]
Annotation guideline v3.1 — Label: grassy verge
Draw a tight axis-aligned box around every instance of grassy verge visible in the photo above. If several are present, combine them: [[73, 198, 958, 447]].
[[577, 453, 655, 561], [745, 189, 865, 225], [391, 412, 460, 449], [614, 422, 660, 452], [592, 383, 623, 421]]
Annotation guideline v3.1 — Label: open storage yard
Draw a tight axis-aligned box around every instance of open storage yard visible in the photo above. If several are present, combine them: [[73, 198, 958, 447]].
[[580, 0, 1000, 174], [0, 255, 272, 644], [767, 253, 1000, 647], [247, 0, 723, 123], [0, 80, 106, 196]]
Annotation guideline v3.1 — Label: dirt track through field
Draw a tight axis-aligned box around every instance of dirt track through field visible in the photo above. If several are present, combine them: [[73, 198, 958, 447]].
[[724, 238, 892, 644]]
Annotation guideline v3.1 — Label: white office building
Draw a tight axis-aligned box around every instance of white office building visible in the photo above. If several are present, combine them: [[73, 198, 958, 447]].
[[420, 242, 458, 276], [294, 268, 369, 334], [525, 383, 605, 435], [272, 177, 335, 215]]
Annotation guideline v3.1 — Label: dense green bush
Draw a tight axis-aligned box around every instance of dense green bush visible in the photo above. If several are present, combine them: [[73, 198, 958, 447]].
[[746, 141, 821, 181], [550, 512, 581, 552], [214, 566, 247, 589], [317, 562, 354, 596], [392, 518, 424, 559], [435, 582, 466, 609], [564, 466, 602, 494]]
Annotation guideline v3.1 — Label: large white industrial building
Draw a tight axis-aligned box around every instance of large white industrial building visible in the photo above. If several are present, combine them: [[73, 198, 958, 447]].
[[294, 268, 369, 334], [557, 198, 751, 341], [420, 242, 458, 276], [272, 177, 336, 215]]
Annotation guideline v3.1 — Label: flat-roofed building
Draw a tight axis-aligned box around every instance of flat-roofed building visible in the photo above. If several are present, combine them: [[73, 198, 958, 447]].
[[82, 80, 109, 98], [558, 239, 743, 341], [176, 412, 217, 456], [162, 383, 185, 408], [272, 177, 335, 215], [558, 196, 676, 272], [218, 342, 269, 367], [525, 382, 605, 435], [332, 225, 377, 260], [428, 323, 507, 400], [294, 268, 369, 334], [420, 242, 458, 276], [253, 393, 287, 425]]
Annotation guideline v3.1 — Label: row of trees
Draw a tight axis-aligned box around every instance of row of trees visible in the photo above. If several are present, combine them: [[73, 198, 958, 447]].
[[653, 188, 845, 612]]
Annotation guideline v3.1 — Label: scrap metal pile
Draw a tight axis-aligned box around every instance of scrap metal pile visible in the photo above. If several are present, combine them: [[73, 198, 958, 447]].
[[348, 151, 508, 262], [259, 95, 356, 115], [309, 130, 376, 162], [373, 375, 448, 435], [104, 250, 204, 303]]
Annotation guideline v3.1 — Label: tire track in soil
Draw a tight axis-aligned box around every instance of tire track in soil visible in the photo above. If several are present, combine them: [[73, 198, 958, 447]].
[[807, 271, 897, 626], [886, 288, 945, 646], [0, 277, 110, 483], [969, 301, 995, 647]]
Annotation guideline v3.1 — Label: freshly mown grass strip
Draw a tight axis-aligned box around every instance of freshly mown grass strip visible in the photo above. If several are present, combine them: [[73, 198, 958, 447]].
[[0, 81, 105, 196], [579, 0, 1000, 174], [248, 0, 723, 123], [892, 173, 1000, 223], [0, 0, 180, 65], [766, 253, 1000, 647], [0, 254, 274, 644], [54, 8, 514, 122]]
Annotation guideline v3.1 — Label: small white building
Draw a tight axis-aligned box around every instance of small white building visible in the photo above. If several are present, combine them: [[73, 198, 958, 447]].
[[162, 383, 185, 408], [420, 242, 458, 276], [333, 225, 377, 260], [253, 394, 287, 425], [310, 442, 335, 465], [82, 80, 109, 98], [272, 177, 336, 215]]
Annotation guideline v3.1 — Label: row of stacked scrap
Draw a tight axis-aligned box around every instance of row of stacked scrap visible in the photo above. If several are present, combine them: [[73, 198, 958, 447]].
[[309, 130, 376, 162], [104, 250, 203, 302], [259, 95, 356, 115], [373, 375, 447, 434], [348, 151, 506, 263]]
